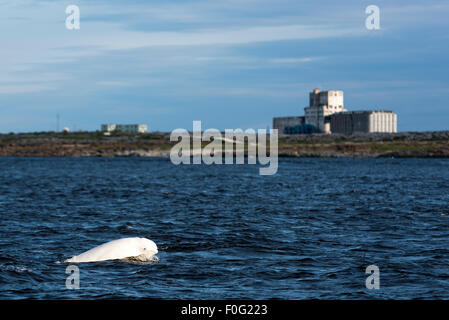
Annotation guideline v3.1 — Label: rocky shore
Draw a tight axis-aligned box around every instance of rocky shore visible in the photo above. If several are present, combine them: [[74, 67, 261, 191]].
[[0, 131, 448, 158]]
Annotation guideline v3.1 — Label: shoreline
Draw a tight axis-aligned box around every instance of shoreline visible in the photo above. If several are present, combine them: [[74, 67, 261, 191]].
[[1, 131, 448, 158]]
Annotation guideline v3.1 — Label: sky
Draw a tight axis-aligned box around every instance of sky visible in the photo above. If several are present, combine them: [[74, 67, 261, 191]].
[[0, 0, 448, 133]]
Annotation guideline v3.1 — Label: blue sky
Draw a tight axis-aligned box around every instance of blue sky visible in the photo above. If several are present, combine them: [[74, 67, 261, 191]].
[[0, 0, 448, 132]]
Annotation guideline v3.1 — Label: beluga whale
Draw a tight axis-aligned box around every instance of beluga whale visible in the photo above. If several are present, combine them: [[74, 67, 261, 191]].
[[65, 237, 158, 263]]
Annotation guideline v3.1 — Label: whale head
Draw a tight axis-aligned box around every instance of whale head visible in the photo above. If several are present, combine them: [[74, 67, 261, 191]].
[[130, 237, 158, 262], [139, 238, 158, 255]]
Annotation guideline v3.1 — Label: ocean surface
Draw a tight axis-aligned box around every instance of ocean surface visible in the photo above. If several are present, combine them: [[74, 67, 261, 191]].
[[0, 157, 448, 299]]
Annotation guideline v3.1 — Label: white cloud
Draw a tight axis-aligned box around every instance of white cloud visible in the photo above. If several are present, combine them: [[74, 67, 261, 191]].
[[88, 24, 362, 51], [0, 84, 56, 94], [173, 85, 305, 98], [269, 57, 315, 63], [95, 81, 133, 87]]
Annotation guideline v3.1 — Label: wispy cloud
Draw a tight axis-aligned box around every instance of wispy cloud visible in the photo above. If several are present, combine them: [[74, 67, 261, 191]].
[[96, 81, 133, 87], [269, 57, 315, 64], [0, 72, 68, 95], [0, 84, 56, 94], [73, 24, 362, 52]]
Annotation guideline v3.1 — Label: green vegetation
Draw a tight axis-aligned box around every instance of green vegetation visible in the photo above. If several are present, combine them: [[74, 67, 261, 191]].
[[368, 142, 443, 153], [0, 130, 448, 158]]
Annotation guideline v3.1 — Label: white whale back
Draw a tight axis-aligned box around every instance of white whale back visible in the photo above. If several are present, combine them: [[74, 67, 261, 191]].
[[65, 237, 158, 263]]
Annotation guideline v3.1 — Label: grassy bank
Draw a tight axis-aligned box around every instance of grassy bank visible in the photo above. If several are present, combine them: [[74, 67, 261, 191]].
[[0, 131, 448, 158]]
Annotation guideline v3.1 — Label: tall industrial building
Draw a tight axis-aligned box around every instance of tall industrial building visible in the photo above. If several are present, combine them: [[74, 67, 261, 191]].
[[273, 88, 398, 135], [304, 89, 347, 133]]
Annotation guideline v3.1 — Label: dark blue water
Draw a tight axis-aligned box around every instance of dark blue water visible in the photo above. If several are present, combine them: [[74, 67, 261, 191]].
[[0, 157, 448, 299]]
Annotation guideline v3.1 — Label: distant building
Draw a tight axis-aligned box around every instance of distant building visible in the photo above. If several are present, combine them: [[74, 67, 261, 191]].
[[273, 116, 305, 135], [329, 110, 397, 135], [273, 88, 398, 135], [101, 124, 117, 132], [101, 124, 148, 133], [304, 89, 347, 133]]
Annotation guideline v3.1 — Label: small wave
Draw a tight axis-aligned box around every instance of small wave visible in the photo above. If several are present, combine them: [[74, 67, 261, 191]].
[[0, 263, 32, 273]]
